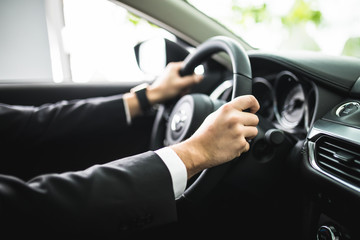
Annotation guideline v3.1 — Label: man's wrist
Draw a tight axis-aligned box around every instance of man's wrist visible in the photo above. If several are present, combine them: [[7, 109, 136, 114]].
[[170, 140, 206, 179], [130, 83, 152, 114]]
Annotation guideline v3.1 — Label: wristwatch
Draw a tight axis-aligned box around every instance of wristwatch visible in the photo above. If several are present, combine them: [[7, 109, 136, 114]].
[[130, 83, 152, 114]]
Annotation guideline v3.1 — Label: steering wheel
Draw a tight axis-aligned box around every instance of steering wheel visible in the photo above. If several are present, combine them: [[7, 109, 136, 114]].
[[150, 36, 252, 202]]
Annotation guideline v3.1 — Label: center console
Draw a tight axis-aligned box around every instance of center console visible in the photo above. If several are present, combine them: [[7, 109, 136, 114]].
[[303, 99, 360, 240]]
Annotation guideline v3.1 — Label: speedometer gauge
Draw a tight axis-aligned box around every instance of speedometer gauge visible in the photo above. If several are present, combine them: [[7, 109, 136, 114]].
[[274, 71, 305, 129]]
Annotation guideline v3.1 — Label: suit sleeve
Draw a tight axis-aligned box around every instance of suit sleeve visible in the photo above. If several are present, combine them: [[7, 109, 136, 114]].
[[0, 151, 177, 239], [0, 95, 134, 179], [0, 94, 128, 146]]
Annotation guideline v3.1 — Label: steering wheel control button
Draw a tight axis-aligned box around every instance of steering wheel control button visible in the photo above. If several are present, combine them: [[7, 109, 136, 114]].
[[336, 102, 359, 117], [167, 98, 193, 144], [317, 225, 341, 240], [165, 94, 226, 146], [171, 109, 188, 132]]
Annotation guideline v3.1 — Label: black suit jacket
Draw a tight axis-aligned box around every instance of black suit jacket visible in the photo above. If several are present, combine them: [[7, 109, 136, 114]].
[[0, 95, 177, 239]]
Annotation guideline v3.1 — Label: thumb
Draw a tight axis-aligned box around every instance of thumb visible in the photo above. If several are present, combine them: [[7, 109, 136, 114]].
[[180, 74, 203, 87]]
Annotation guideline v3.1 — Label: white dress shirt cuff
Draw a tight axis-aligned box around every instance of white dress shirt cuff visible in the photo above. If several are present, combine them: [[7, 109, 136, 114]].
[[122, 97, 132, 125], [155, 147, 187, 199]]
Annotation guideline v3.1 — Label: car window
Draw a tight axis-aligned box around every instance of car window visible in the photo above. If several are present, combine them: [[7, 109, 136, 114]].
[[0, 0, 53, 83], [0, 0, 176, 84], [61, 0, 175, 83]]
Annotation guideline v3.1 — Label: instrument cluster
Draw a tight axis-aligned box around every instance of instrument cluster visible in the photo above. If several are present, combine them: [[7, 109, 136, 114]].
[[211, 70, 317, 139]]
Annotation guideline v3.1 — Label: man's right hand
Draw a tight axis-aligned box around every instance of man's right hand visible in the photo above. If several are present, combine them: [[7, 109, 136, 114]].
[[171, 95, 260, 179]]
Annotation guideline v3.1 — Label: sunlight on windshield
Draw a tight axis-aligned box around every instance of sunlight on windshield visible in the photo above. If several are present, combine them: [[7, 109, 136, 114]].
[[187, 0, 360, 58]]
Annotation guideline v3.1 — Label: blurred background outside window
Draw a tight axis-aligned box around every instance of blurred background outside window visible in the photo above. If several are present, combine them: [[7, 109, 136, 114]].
[[188, 0, 360, 58]]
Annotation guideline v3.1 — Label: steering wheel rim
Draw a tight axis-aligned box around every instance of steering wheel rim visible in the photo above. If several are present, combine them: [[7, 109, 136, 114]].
[[180, 36, 252, 98], [150, 36, 252, 202]]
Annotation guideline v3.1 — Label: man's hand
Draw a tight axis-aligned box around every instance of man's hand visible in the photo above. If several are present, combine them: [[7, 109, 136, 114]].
[[171, 95, 260, 178], [124, 62, 202, 119], [147, 62, 203, 104]]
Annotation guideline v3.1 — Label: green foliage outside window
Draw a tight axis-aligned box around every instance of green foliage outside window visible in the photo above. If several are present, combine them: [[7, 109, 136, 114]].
[[281, 0, 322, 27]]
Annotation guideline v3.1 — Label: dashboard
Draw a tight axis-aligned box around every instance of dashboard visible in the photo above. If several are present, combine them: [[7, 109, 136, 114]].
[[208, 51, 360, 240], [211, 69, 316, 140], [254, 70, 316, 136]]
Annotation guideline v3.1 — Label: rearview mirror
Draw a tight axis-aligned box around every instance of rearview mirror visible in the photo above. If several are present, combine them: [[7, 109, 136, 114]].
[[134, 38, 189, 76]]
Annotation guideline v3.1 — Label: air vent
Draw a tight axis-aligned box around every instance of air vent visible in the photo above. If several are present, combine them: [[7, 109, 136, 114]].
[[315, 136, 360, 186]]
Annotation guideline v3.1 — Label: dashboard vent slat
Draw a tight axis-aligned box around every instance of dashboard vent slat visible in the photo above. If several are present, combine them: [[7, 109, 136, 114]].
[[319, 162, 360, 184], [315, 137, 360, 186]]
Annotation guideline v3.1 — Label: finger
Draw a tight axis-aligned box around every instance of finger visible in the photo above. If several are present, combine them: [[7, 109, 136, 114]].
[[238, 111, 259, 126], [243, 141, 251, 153], [242, 126, 259, 140], [239, 138, 250, 153], [179, 74, 203, 88], [169, 61, 183, 70], [165, 62, 183, 76], [231, 95, 260, 114]]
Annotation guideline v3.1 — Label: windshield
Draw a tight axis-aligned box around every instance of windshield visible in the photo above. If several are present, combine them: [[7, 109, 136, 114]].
[[187, 0, 360, 58]]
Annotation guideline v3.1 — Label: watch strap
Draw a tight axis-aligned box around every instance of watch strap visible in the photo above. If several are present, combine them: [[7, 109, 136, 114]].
[[131, 84, 151, 114]]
